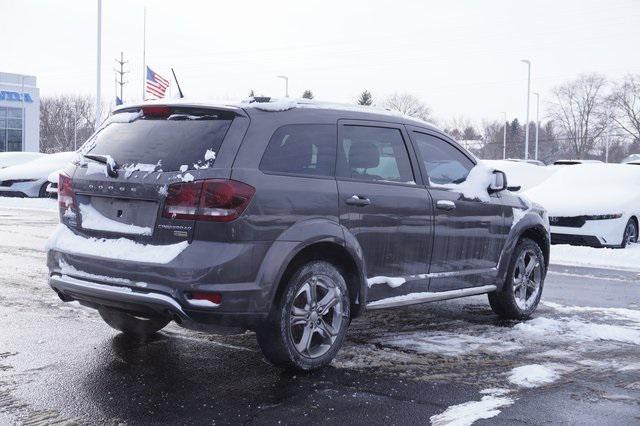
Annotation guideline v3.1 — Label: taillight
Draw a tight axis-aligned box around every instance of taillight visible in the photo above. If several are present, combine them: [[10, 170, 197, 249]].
[[142, 105, 171, 118], [58, 173, 77, 219], [162, 179, 255, 222]]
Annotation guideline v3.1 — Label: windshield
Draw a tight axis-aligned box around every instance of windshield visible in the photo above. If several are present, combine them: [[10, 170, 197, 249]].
[[81, 111, 233, 172]]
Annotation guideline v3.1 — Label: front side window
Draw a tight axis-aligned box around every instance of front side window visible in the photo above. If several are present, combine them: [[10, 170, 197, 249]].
[[260, 124, 336, 177], [338, 125, 414, 183], [411, 132, 474, 185]]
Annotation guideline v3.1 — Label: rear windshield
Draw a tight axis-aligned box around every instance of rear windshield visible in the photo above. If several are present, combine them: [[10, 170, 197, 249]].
[[81, 109, 233, 172]]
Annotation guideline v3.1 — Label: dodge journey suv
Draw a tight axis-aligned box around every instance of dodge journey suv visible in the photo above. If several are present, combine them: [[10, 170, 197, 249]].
[[47, 99, 550, 370]]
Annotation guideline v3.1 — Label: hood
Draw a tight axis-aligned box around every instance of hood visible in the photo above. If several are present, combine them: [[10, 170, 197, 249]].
[[0, 152, 77, 181]]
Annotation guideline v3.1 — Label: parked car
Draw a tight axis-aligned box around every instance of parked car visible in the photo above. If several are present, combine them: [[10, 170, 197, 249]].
[[0, 152, 77, 197], [621, 153, 640, 164], [553, 159, 603, 165], [525, 163, 640, 248], [46, 100, 550, 370], [0, 152, 44, 169], [505, 158, 546, 166], [482, 159, 557, 192]]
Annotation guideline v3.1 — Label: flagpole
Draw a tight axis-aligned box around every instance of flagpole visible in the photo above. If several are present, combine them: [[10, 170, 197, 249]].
[[95, 0, 102, 129], [142, 6, 146, 100]]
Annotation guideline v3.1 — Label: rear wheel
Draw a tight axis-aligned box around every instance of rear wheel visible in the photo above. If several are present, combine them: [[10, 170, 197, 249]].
[[98, 306, 170, 337], [621, 218, 638, 248], [489, 238, 545, 320], [256, 260, 350, 371]]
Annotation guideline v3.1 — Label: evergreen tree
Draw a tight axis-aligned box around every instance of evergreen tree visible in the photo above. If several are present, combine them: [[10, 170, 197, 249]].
[[302, 90, 314, 99], [248, 89, 255, 98], [356, 90, 373, 106]]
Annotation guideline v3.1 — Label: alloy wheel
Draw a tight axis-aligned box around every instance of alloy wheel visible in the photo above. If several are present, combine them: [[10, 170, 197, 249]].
[[624, 221, 637, 246], [289, 275, 345, 358], [512, 249, 542, 310]]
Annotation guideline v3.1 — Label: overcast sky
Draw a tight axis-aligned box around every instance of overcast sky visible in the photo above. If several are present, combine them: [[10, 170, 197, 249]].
[[2, 0, 639, 124]]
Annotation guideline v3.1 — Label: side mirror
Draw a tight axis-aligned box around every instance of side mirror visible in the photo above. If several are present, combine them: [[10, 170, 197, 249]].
[[488, 170, 508, 193]]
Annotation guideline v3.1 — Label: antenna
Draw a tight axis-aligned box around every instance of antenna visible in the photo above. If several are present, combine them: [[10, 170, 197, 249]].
[[171, 68, 184, 98]]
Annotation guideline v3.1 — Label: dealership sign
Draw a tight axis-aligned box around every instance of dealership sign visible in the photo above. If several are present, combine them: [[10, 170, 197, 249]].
[[0, 91, 33, 102]]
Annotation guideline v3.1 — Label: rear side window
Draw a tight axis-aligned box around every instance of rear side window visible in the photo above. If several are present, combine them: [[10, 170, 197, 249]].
[[260, 124, 336, 177], [82, 110, 233, 171], [411, 131, 474, 185], [338, 125, 414, 183]]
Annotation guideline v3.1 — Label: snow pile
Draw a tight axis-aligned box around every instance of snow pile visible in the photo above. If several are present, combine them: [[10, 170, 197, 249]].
[[367, 276, 406, 288], [121, 162, 159, 178], [508, 364, 560, 388], [244, 98, 297, 112], [109, 110, 142, 123], [513, 316, 640, 345], [59, 260, 130, 285], [374, 332, 522, 356], [436, 162, 495, 202], [482, 160, 557, 191], [79, 204, 152, 236], [204, 149, 216, 161], [525, 163, 640, 216], [46, 224, 188, 264], [551, 244, 640, 271], [430, 388, 514, 426]]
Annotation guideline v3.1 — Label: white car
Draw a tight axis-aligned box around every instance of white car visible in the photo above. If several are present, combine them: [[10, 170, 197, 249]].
[[482, 160, 557, 192], [525, 163, 640, 248], [0, 152, 44, 169], [0, 152, 77, 198]]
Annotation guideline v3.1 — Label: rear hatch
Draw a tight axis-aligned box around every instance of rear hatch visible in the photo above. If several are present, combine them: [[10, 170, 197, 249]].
[[63, 105, 237, 244]]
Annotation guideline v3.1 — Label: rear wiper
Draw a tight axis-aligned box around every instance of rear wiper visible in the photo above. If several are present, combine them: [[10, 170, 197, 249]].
[[83, 154, 119, 178]]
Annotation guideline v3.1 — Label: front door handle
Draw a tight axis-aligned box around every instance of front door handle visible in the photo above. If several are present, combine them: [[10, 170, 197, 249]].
[[436, 200, 456, 211], [345, 195, 371, 207]]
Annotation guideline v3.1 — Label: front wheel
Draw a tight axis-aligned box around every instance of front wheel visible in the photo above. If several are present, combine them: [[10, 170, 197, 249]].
[[488, 238, 545, 320], [256, 260, 350, 371], [98, 306, 170, 337], [621, 218, 638, 248]]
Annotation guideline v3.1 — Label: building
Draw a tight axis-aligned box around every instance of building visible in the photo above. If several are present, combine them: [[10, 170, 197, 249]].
[[0, 72, 40, 152]]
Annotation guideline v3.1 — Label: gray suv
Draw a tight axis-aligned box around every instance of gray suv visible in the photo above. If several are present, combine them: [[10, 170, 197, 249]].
[[47, 99, 550, 370]]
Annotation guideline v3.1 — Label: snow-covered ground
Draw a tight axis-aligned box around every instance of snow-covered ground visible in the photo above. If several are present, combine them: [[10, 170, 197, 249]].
[[552, 243, 640, 271]]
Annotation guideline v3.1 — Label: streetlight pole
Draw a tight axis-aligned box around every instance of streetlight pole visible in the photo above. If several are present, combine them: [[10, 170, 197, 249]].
[[521, 59, 531, 160], [95, 0, 102, 130], [533, 92, 540, 161], [277, 75, 289, 98], [501, 112, 507, 159]]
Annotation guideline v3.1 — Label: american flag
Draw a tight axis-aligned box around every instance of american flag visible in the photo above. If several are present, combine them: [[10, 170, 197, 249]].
[[145, 66, 170, 99]]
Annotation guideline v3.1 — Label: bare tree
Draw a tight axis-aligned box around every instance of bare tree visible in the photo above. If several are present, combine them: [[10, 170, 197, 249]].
[[382, 92, 432, 122], [548, 74, 610, 159], [40, 95, 103, 153], [608, 74, 640, 142]]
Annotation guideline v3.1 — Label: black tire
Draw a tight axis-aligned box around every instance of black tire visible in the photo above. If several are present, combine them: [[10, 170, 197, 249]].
[[488, 238, 545, 320], [38, 182, 49, 198], [98, 306, 170, 337], [620, 218, 638, 248], [256, 260, 350, 371]]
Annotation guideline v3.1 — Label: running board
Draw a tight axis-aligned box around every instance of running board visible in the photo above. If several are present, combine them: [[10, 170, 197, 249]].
[[366, 285, 497, 310]]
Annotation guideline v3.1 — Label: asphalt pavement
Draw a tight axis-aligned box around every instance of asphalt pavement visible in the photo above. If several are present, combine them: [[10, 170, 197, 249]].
[[0, 205, 638, 425]]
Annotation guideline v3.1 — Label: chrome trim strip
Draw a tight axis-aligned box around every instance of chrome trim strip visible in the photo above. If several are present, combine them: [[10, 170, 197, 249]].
[[427, 267, 497, 279], [367, 285, 498, 310], [50, 274, 186, 316]]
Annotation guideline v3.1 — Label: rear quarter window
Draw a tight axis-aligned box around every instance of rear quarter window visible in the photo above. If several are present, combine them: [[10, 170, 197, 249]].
[[260, 124, 337, 177]]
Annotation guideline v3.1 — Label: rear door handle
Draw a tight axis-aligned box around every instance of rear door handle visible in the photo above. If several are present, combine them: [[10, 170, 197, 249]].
[[345, 195, 371, 207], [436, 200, 456, 211]]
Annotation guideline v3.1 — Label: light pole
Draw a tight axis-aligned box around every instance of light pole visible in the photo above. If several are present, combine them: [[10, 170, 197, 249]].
[[95, 0, 102, 130], [501, 112, 507, 159], [521, 59, 531, 160], [533, 92, 540, 161], [277, 75, 289, 98]]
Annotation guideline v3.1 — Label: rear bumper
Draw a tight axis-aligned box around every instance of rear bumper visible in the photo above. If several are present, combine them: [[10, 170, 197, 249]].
[[49, 273, 266, 333]]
